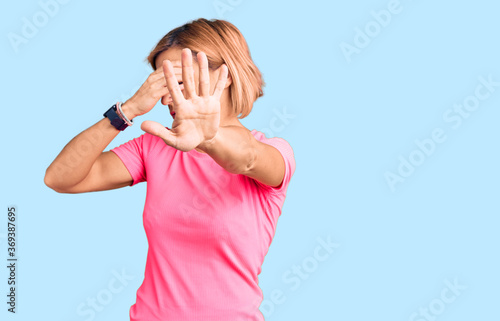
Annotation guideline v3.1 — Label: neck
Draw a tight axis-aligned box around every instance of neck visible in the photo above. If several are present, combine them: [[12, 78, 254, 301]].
[[219, 91, 243, 127]]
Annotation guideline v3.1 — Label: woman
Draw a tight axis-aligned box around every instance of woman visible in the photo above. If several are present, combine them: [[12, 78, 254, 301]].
[[44, 18, 295, 320]]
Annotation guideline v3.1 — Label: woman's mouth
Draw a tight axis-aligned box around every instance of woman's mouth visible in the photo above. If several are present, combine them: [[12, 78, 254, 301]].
[[170, 111, 176, 119]]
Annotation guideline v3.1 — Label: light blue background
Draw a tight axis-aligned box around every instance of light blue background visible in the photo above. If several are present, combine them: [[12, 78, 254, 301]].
[[1, 0, 499, 320]]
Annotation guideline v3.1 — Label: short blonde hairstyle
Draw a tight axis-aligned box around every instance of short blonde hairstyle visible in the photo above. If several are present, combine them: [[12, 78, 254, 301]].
[[147, 18, 264, 119]]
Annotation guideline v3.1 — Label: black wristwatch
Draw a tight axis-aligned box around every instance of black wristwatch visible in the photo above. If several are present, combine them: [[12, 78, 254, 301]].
[[103, 104, 130, 131]]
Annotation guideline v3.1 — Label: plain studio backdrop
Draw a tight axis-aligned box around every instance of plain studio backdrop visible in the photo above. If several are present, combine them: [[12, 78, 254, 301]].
[[1, 0, 499, 320]]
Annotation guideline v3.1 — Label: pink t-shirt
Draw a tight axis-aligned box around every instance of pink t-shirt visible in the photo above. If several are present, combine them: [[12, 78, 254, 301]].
[[110, 129, 295, 321]]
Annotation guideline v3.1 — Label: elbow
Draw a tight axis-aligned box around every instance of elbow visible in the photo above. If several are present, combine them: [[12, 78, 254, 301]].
[[44, 170, 68, 193], [44, 172, 59, 192], [244, 147, 257, 174], [233, 145, 257, 175], [218, 130, 258, 175], [44, 170, 55, 189]]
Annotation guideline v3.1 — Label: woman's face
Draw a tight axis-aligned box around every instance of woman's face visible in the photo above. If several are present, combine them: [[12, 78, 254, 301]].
[[154, 47, 226, 112]]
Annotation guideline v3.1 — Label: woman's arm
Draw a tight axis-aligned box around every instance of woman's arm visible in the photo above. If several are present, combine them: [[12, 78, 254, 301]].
[[198, 125, 285, 187], [45, 68, 170, 193], [44, 108, 135, 193]]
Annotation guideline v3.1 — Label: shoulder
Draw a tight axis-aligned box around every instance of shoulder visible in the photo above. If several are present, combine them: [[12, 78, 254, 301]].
[[250, 129, 296, 192], [251, 130, 295, 165]]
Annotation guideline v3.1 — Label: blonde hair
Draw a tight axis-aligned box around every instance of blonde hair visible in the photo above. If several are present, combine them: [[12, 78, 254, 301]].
[[147, 18, 264, 119]]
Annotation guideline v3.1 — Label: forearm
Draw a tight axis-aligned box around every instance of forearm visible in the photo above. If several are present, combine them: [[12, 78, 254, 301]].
[[199, 126, 257, 175], [44, 104, 136, 190]]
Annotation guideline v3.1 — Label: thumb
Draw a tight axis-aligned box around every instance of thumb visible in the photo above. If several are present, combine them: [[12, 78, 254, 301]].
[[141, 120, 177, 148]]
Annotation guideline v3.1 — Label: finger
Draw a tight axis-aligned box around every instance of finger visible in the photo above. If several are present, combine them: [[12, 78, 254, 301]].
[[212, 64, 228, 99], [161, 93, 172, 105], [163, 59, 185, 106], [148, 78, 170, 104], [152, 66, 182, 86], [161, 83, 184, 105], [153, 76, 183, 106], [153, 67, 164, 74], [141, 120, 177, 148], [147, 69, 168, 84], [152, 68, 182, 88], [198, 52, 210, 97], [181, 48, 197, 98]]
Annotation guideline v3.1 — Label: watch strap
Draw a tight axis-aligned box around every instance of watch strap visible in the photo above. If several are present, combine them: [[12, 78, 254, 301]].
[[103, 104, 128, 131]]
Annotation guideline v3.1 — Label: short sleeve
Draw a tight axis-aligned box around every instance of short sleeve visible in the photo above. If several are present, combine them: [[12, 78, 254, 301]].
[[110, 134, 147, 186], [255, 137, 296, 195]]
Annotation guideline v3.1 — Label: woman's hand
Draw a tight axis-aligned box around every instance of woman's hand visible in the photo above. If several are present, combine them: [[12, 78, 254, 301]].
[[140, 49, 229, 152], [121, 67, 174, 119]]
